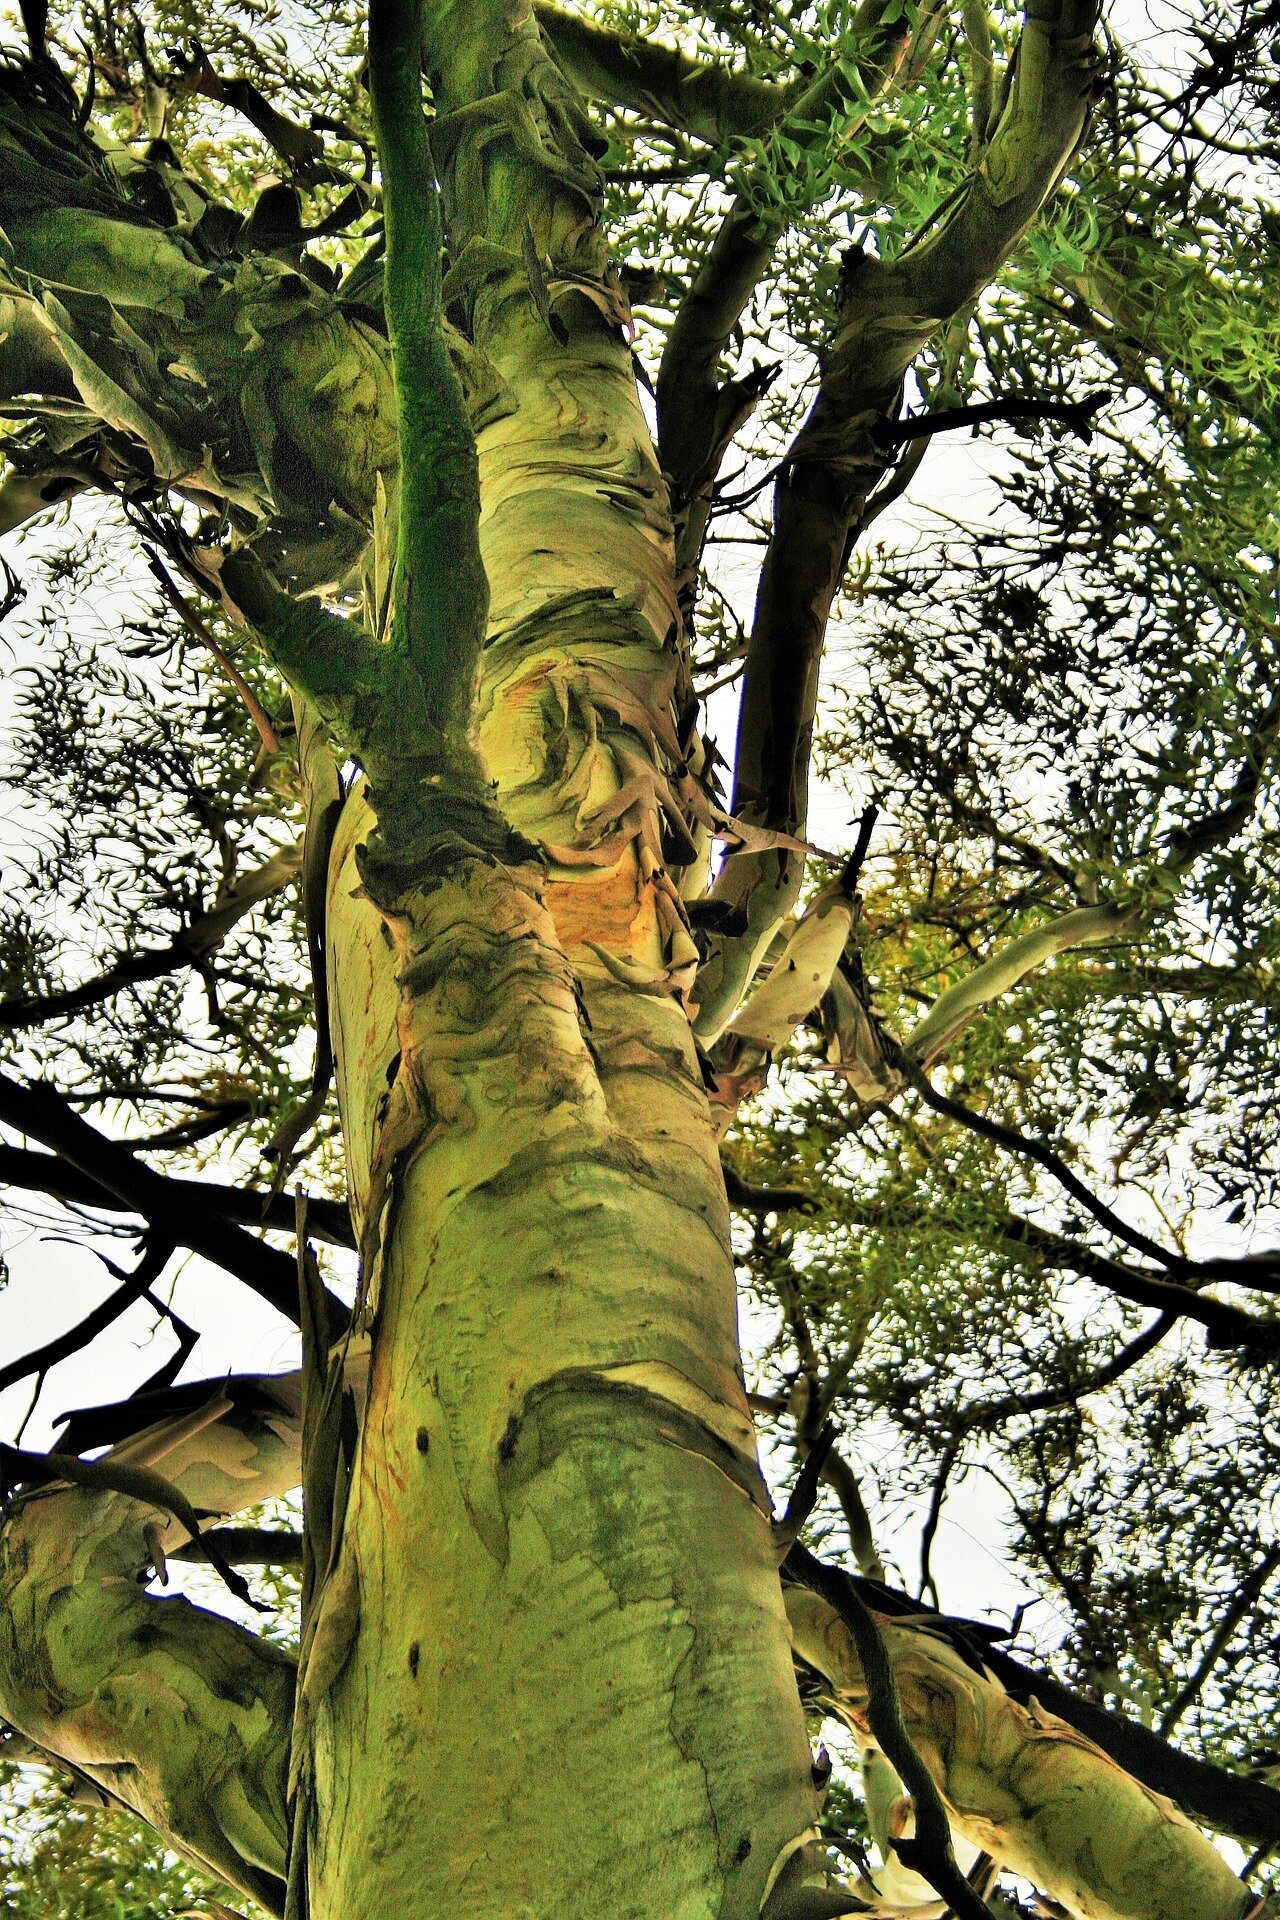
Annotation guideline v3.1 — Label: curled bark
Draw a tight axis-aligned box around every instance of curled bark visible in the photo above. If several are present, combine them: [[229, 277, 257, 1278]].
[[535, 1, 792, 148]]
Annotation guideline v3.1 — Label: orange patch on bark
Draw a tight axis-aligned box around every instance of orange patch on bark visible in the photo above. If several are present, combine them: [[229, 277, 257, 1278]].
[[545, 854, 659, 960]]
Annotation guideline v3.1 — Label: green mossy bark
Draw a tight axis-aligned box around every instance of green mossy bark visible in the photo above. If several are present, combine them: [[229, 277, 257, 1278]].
[[0, 1480, 294, 1912]]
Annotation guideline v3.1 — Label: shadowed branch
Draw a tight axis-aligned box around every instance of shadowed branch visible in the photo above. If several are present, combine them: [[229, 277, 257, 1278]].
[[0, 1069, 346, 1334]]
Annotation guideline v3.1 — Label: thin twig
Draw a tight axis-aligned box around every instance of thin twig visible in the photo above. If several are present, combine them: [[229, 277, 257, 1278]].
[[906, 1070, 1280, 1356], [147, 553, 281, 753], [917, 1442, 959, 1606], [1159, 1544, 1280, 1737]]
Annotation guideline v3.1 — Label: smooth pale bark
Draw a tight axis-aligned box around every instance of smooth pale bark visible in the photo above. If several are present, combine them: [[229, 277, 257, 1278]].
[[310, 841, 819, 1919], [0, 1476, 293, 1912], [786, 1588, 1254, 1920]]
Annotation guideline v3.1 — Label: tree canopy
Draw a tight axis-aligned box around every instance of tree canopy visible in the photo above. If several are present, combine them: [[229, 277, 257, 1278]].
[[0, 0, 1279, 1915]]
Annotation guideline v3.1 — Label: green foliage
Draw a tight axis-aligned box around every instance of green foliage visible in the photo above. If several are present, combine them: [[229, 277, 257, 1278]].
[[0, 504, 323, 1162], [0, 1759, 257, 1919]]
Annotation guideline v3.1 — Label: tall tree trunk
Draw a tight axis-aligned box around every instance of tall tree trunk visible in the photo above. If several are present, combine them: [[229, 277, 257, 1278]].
[[312, 844, 819, 1917], [288, 6, 821, 1911]]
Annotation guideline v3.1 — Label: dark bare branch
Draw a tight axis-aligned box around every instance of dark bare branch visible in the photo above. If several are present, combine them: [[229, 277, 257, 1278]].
[[872, 388, 1109, 447], [907, 1074, 1280, 1354], [0, 818, 298, 1034], [0, 1069, 347, 1334], [696, 0, 1101, 1039], [946, 1310, 1176, 1433], [172, 1524, 304, 1567], [785, 1543, 995, 1918], [0, 1234, 172, 1402], [0, 1142, 353, 1245], [721, 1160, 817, 1213]]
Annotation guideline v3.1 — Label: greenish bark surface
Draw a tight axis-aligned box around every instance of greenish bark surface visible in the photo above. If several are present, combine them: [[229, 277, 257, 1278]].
[[286, 6, 822, 1911], [0, 1480, 293, 1911], [787, 1588, 1255, 1920]]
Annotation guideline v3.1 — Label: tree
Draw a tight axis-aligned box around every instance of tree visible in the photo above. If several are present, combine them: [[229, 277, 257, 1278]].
[[0, 0, 1278, 1913]]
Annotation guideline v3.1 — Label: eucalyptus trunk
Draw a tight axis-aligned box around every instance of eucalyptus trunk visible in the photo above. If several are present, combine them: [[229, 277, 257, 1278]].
[[284, 10, 824, 1906]]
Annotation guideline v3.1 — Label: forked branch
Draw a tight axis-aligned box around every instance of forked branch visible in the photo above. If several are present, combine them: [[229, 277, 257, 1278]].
[[695, 0, 1101, 1040]]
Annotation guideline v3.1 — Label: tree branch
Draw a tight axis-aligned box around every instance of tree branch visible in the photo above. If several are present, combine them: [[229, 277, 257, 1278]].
[[823, 1444, 887, 1583], [793, 1546, 1280, 1850], [0, 1145, 354, 1245], [1159, 1543, 1280, 1738], [0, 1232, 173, 1403], [170, 42, 329, 177], [786, 1544, 993, 1918], [695, 0, 1101, 1042], [534, 2, 790, 148], [904, 1068, 1173, 1271], [0, 1475, 293, 1912], [790, 1543, 1280, 1873], [0, 1069, 347, 1335], [995, 1210, 1280, 1300], [0, 1444, 263, 1609], [721, 1161, 817, 1214], [0, 837, 301, 1031], [172, 1524, 304, 1567], [906, 1073, 1280, 1354], [147, 553, 283, 754], [872, 388, 1108, 448], [945, 1308, 1176, 1433], [367, 0, 487, 741], [900, 900, 1138, 1068], [657, 0, 929, 597]]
